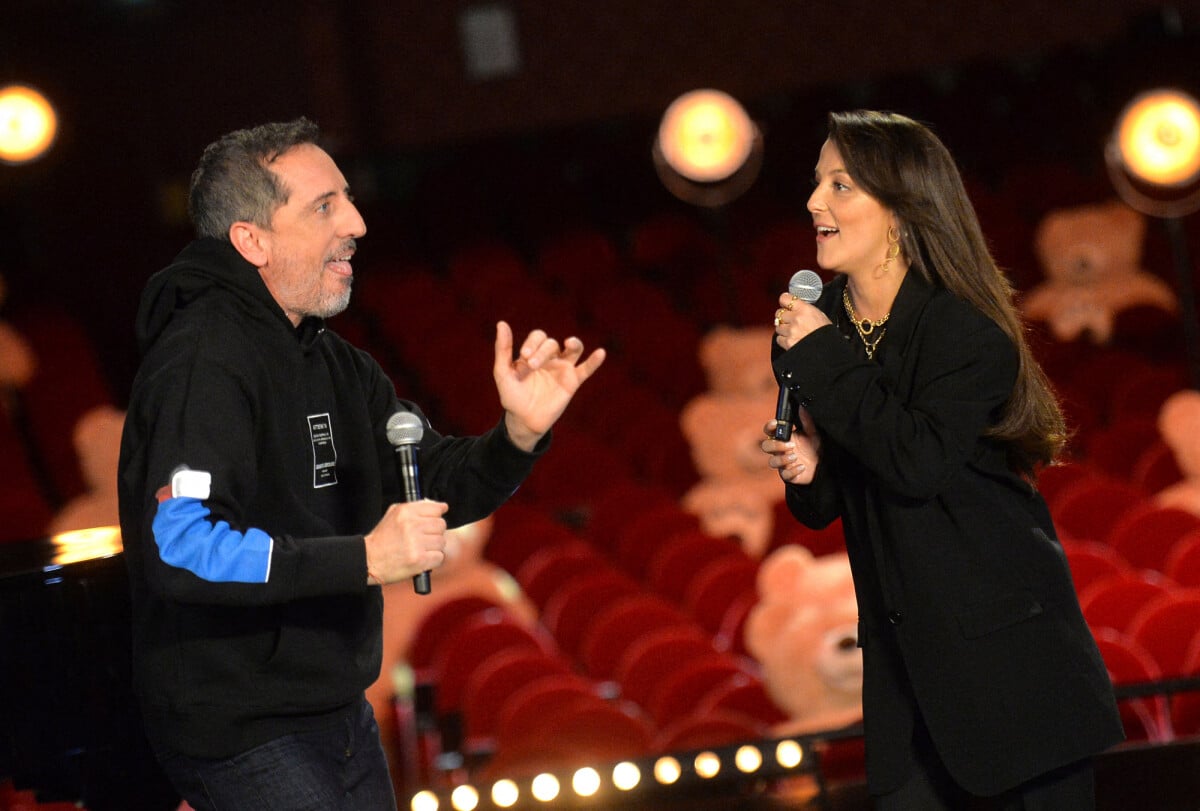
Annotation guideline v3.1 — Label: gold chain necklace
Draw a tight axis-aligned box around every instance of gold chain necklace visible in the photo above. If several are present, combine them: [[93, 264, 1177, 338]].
[[843, 288, 890, 360]]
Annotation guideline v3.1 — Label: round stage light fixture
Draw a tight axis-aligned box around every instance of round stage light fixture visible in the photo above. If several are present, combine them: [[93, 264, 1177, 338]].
[[1114, 89, 1200, 188], [653, 88, 762, 207], [1105, 87, 1200, 390], [0, 84, 58, 166], [1106, 88, 1200, 218]]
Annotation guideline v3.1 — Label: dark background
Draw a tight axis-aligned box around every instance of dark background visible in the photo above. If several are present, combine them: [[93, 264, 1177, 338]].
[[4, 0, 1200, 404]]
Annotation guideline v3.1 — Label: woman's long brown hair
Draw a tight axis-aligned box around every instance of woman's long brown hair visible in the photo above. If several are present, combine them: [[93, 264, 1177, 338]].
[[828, 110, 1067, 475]]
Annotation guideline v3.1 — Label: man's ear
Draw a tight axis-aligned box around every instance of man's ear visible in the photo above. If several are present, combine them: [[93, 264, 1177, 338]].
[[229, 221, 268, 268]]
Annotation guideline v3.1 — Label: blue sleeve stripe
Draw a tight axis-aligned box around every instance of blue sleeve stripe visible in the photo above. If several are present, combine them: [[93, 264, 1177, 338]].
[[152, 497, 273, 583]]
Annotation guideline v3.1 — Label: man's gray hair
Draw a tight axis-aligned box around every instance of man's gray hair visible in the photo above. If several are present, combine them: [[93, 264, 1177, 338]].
[[188, 118, 321, 240]]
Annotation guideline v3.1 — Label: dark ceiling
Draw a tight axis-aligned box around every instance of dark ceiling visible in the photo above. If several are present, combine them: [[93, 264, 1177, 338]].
[[2, 1, 1200, 397]]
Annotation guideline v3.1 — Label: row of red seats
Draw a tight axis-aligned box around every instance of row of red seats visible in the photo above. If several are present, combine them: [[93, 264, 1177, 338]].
[[0, 779, 83, 811]]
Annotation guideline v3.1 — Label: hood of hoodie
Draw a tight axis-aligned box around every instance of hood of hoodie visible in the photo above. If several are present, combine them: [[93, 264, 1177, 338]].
[[136, 238, 308, 354]]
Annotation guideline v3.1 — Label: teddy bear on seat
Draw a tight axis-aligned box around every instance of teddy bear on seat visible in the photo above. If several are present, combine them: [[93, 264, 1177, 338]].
[[678, 325, 786, 559], [743, 543, 863, 735], [46, 404, 125, 535], [1021, 199, 1177, 345], [1155, 389, 1200, 518]]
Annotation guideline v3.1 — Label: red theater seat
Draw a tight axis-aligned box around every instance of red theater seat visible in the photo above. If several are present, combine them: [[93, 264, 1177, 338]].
[[1063, 539, 1131, 595], [578, 593, 693, 679], [539, 568, 642, 658], [653, 710, 766, 752], [515, 539, 606, 611], [1079, 572, 1175, 634], [1165, 530, 1200, 589], [1169, 635, 1200, 736], [1050, 477, 1148, 543], [430, 609, 557, 714], [1092, 627, 1173, 742], [1132, 439, 1185, 494], [695, 671, 789, 727], [643, 653, 752, 727], [1105, 503, 1200, 574], [646, 529, 747, 604], [613, 626, 717, 708], [460, 648, 573, 747], [406, 595, 503, 674], [1127, 591, 1200, 678]]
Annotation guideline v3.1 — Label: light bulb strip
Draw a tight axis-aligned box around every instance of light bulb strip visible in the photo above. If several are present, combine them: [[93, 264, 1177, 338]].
[[408, 731, 861, 810]]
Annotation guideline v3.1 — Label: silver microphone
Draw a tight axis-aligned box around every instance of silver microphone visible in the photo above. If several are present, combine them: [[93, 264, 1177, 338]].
[[385, 410, 430, 594], [773, 270, 824, 441]]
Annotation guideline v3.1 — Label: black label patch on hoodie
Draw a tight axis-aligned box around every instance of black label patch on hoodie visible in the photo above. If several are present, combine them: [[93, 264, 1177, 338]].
[[307, 413, 338, 488]]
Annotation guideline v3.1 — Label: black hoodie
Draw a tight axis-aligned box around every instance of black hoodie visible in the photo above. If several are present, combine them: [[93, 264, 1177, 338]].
[[118, 238, 543, 758]]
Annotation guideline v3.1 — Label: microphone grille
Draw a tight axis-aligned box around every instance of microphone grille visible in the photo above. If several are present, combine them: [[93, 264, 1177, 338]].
[[788, 269, 823, 303], [386, 410, 424, 446]]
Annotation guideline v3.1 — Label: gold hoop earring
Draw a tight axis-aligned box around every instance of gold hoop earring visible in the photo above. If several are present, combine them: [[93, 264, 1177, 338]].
[[874, 226, 902, 279], [886, 226, 901, 260]]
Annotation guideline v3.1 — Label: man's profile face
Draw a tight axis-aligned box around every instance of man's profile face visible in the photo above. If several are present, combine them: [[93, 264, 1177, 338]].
[[256, 143, 366, 326]]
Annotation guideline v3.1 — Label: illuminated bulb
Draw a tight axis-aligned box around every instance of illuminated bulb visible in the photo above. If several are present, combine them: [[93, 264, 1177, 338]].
[[735, 745, 763, 773], [612, 762, 641, 791], [1115, 89, 1200, 187], [776, 739, 805, 769], [657, 89, 755, 182], [0, 84, 58, 165], [491, 779, 519, 808], [654, 756, 682, 785], [450, 785, 479, 811], [572, 767, 601, 797], [410, 790, 439, 811], [530, 773, 560, 802], [694, 751, 721, 779]]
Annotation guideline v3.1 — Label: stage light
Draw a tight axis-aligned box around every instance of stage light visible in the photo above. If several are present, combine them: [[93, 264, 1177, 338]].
[[612, 761, 641, 791], [1114, 89, 1200, 188], [653, 88, 763, 208], [775, 739, 805, 769], [1106, 87, 1200, 390], [653, 756, 682, 785], [407, 732, 834, 809], [491, 779, 519, 808], [449, 785, 479, 811], [571, 767, 601, 797], [657, 89, 754, 182], [735, 744, 763, 774], [410, 790, 439, 811], [0, 83, 58, 165], [693, 751, 721, 779], [1106, 88, 1200, 218], [530, 773, 559, 802]]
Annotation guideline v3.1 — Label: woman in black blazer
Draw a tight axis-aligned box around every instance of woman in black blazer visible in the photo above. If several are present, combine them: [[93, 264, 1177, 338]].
[[763, 110, 1123, 810]]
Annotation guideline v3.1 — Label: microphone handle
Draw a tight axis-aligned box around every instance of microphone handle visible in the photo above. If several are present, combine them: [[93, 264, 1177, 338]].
[[395, 444, 432, 595], [773, 385, 794, 441]]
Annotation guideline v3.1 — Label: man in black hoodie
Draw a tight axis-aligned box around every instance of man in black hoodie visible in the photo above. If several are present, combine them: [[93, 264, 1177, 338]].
[[117, 118, 605, 810]]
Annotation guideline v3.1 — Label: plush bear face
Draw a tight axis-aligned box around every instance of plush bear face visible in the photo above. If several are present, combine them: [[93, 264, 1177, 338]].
[[681, 478, 776, 558], [1023, 199, 1178, 344], [679, 391, 780, 480], [1160, 390, 1200, 478], [1034, 200, 1145, 287], [743, 545, 863, 731], [697, 325, 778, 396]]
